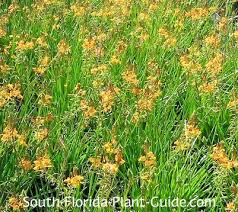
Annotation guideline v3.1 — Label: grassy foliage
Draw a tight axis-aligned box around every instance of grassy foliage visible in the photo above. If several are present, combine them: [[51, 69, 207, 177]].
[[1, 0, 238, 211]]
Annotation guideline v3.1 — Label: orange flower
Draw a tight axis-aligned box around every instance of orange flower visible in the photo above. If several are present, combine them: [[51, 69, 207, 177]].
[[32, 114, 54, 126], [205, 34, 220, 48], [185, 7, 210, 20], [0, 28, 7, 38], [0, 83, 23, 107], [16, 40, 34, 51], [38, 94, 52, 106], [110, 55, 121, 65], [163, 37, 177, 47], [184, 121, 201, 139], [80, 100, 97, 118], [1, 124, 18, 142], [35, 128, 48, 141], [102, 163, 119, 174], [33, 66, 46, 75], [0, 64, 10, 74], [40, 56, 50, 66], [89, 157, 101, 168], [137, 95, 155, 112], [64, 175, 84, 187], [233, 30, 238, 39], [132, 111, 140, 123], [57, 40, 71, 55], [211, 143, 234, 169], [122, 70, 139, 86], [8, 196, 23, 210], [227, 98, 238, 109], [90, 65, 108, 75], [36, 36, 48, 48], [33, 155, 52, 171], [100, 88, 116, 112], [158, 28, 169, 38], [20, 158, 32, 171], [115, 150, 125, 165], [103, 142, 116, 154], [218, 17, 229, 31], [82, 38, 96, 50], [70, 4, 85, 17], [139, 151, 156, 168], [199, 80, 218, 94], [206, 53, 224, 75], [17, 134, 27, 146], [225, 202, 236, 211], [180, 55, 202, 74]]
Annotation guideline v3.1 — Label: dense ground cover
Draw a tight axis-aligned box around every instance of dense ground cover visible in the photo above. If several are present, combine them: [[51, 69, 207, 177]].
[[1, 0, 238, 211]]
